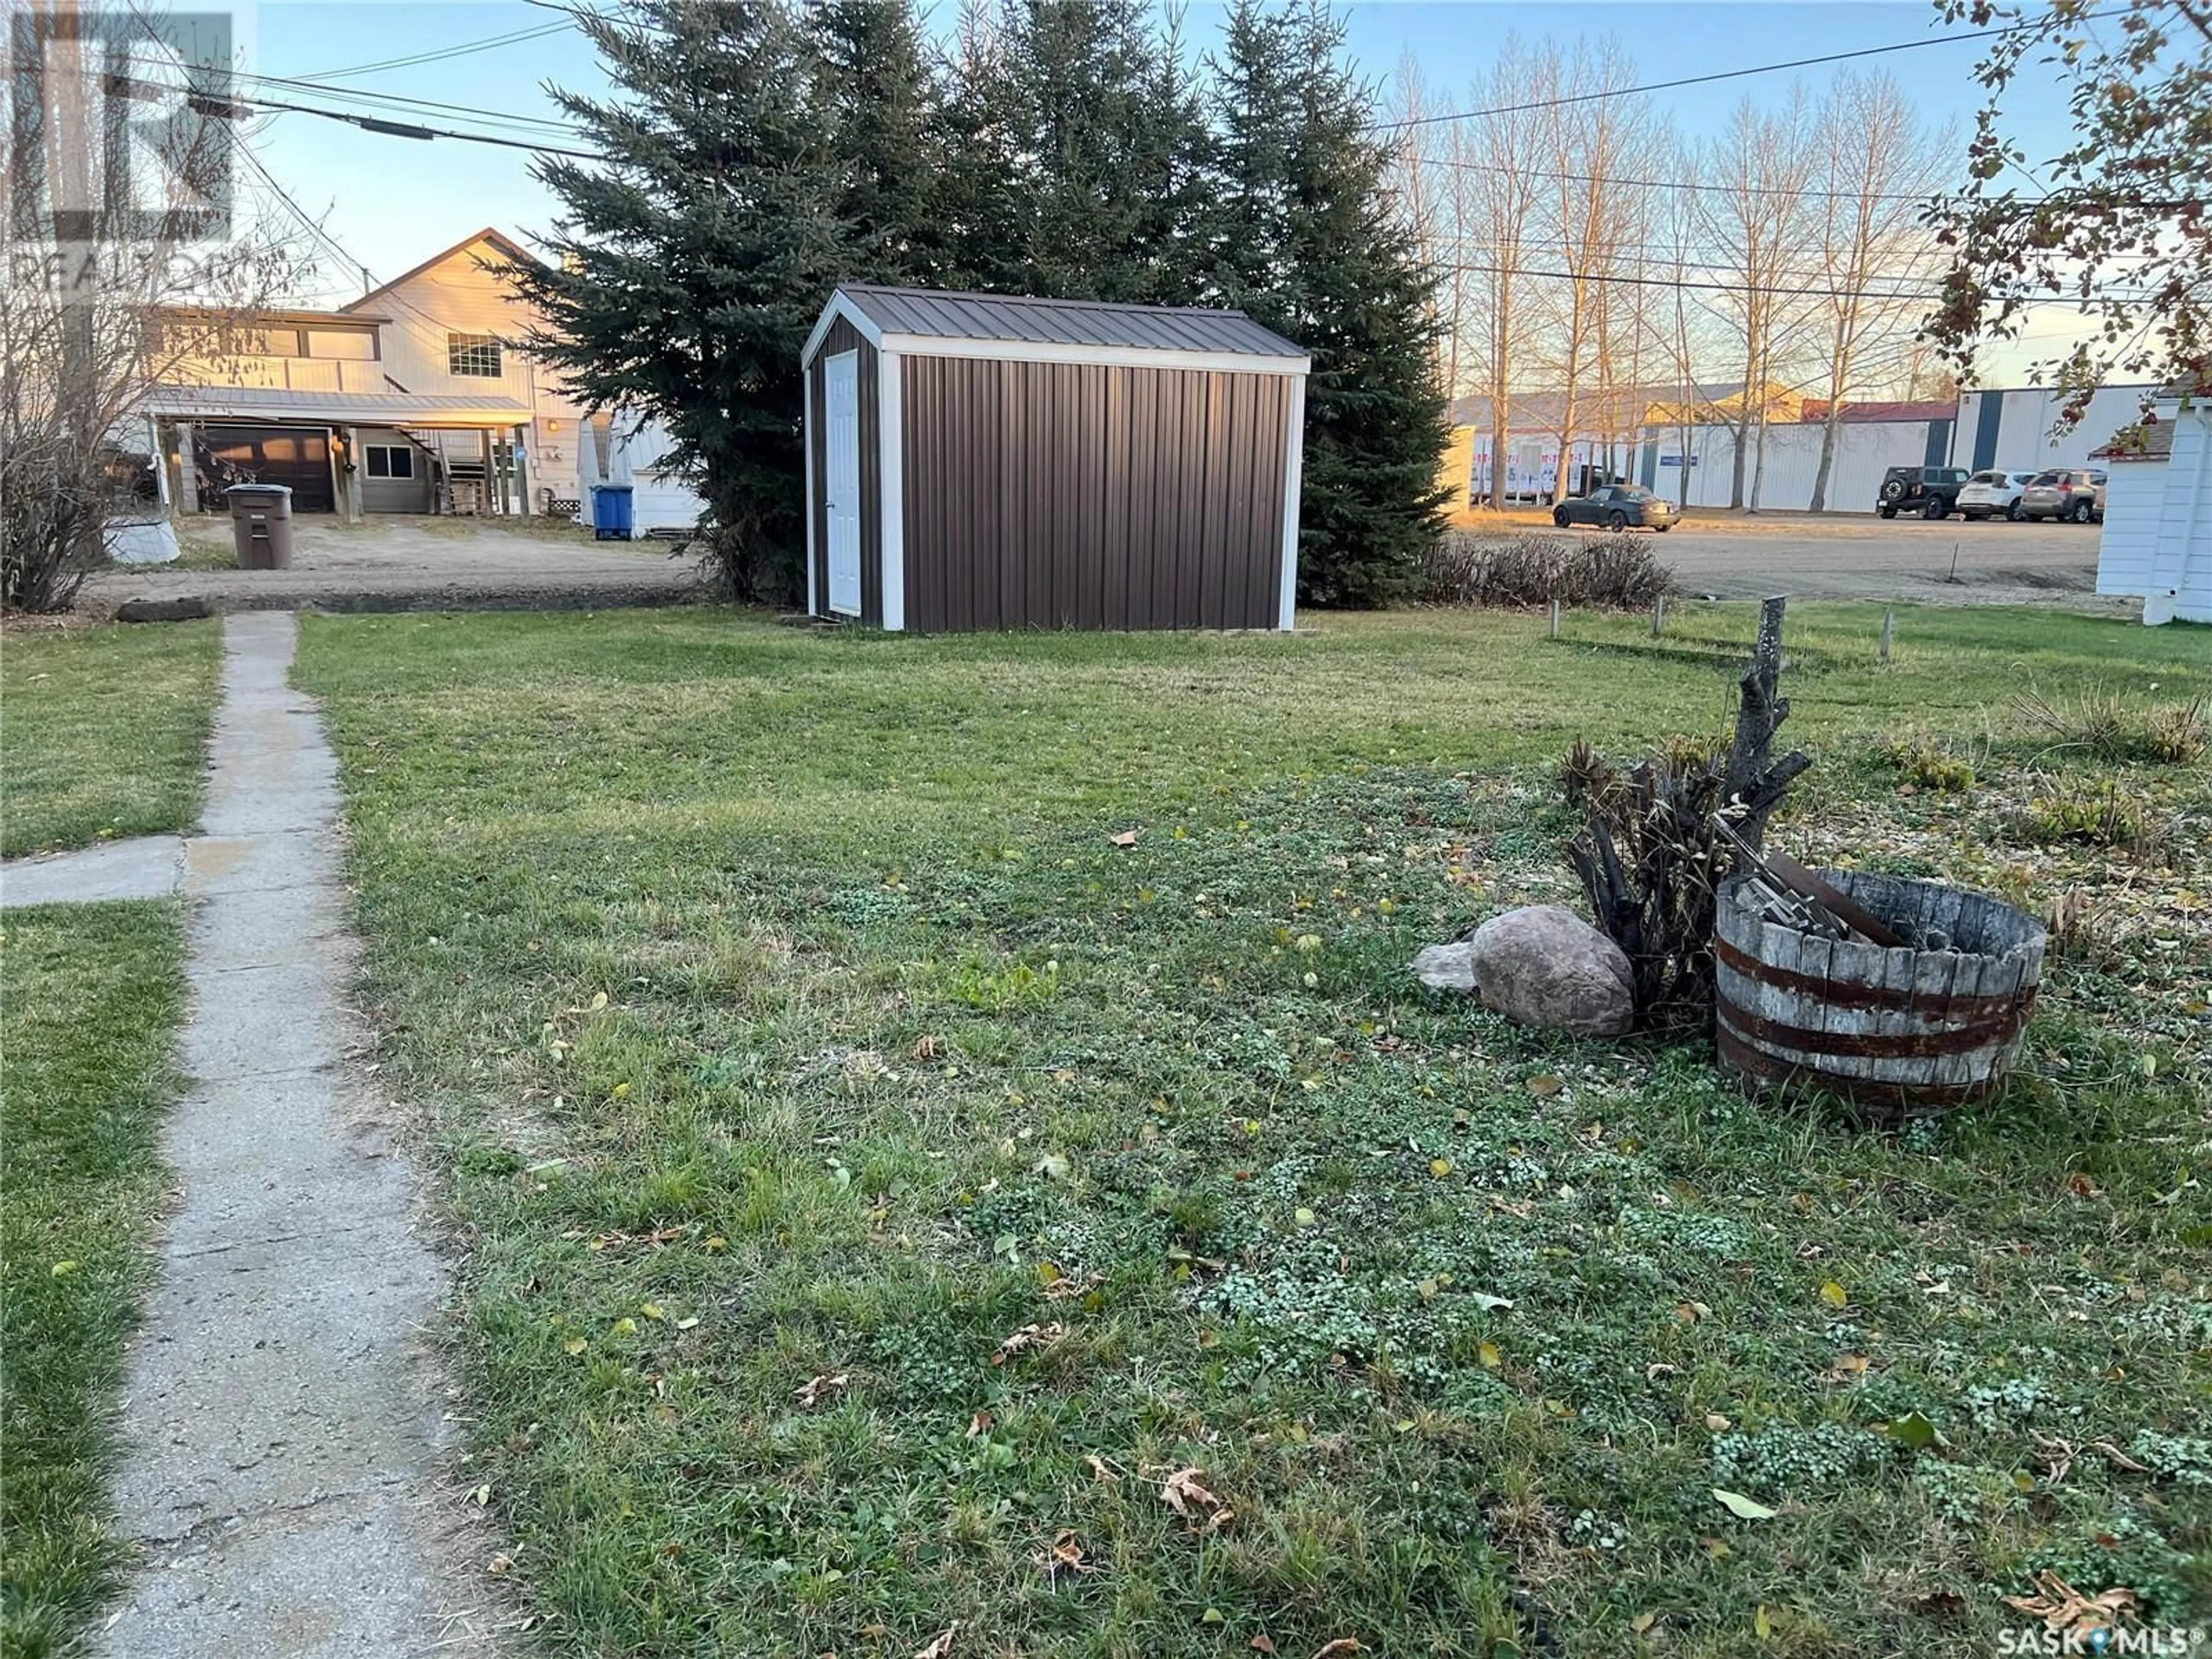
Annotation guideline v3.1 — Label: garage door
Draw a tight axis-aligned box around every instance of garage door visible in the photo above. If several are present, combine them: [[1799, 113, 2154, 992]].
[[194, 426, 335, 513]]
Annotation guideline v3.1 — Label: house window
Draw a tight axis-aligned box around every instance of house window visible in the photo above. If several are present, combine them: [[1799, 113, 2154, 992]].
[[365, 444, 415, 480], [448, 332, 502, 377]]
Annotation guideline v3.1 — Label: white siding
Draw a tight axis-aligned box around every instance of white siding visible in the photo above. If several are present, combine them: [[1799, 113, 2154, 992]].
[[2094, 404, 2212, 623], [2095, 459, 2166, 597], [353, 233, 591, 507], [1646, 421, 1934, 514]]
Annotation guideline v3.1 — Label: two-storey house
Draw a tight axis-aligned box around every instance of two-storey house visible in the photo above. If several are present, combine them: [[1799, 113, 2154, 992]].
[[147, 228, 703, 532]]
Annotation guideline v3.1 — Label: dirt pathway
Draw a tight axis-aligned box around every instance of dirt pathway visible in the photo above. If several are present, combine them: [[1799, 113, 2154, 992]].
[[81, 613, 507, 1658]]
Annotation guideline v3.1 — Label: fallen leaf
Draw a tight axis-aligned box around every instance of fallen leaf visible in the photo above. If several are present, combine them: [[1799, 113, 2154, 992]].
[[1631, 1611, 1657, 1634], [2003, 1570, 2139, 1635], [1430, 1157, 1453, 1177], [1312, 1642, 1364, 1658], [990, 1321, 1066, 1366], [913, 1624, 959, 1659], [1705, 1413, 1733, 1431], [1293, 1206, 1317, 1227], [1712, 1488, 1778, 1520], [1159, 1466, 1230, 1530], [1033, 1528, 1099, 1580], [1699, 1535, 1731, 1558], [1083, 1453, 1119, 1485], [1818, 1280, 1849, 1309], [1467, 1291, 1513, 1312], [1824, 1353, 1871, 1381], [1250, 1638, 1277, 1654], [49, 1260, 78, 1278], [794, 1372, 848, 1411], [562, 1335, 587, 1355], [487, 1552, 513, 1575], [1478, 1341, 1502, 1369], [968, 1410, 993, 1437], [1753, 1605, 1774, 1639], [676, 1316, 700, 1331], [1645, 1362, 1677, 1381], [911, 1035, 942, 1060], [1885, 1410, 1946, 1452], [1524, 1074, 1563, 1098], [1109, 830, 1140, 848]]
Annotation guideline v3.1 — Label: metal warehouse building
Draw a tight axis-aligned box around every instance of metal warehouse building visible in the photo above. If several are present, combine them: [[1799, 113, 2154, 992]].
[[801, 285, 1310, 632]]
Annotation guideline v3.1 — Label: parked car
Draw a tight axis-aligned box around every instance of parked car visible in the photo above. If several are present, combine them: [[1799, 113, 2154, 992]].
[[1875, 465, 1971, 519], [1955, 469, 2038, 521], [2020, 468, 2106, 523], [1552, 484, 1675, 532]]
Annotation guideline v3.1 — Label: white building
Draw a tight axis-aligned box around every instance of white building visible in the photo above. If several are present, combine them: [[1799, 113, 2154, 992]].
[[1947, 383, 2163, 475], [2093, 395, 2211, 624], [146, 228, 706, 535], [1633, 402, 1956, 514]]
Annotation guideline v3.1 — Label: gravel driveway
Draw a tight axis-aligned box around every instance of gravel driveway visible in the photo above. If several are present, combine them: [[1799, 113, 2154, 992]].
[[86, 517, 710, 615], [1484, 512, 2115, 609]]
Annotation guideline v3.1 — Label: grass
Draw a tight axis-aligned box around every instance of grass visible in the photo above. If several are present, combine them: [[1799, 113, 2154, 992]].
[[0, 621, 221, 857], [293, 602, 2211, 1658], [0, 903, 185, 1658]]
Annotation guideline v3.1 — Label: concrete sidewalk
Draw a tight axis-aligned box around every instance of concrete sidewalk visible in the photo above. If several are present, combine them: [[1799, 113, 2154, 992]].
[[75, 613, 510, 1658]]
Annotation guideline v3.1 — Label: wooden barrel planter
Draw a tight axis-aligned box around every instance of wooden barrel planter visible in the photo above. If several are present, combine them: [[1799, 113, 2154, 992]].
[[1714, 870, 2047, 1118]]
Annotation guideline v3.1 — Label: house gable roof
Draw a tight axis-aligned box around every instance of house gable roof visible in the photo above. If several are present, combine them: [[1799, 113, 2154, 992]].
[[339, 228, 541, 316], [804, 285, 1309, 373]]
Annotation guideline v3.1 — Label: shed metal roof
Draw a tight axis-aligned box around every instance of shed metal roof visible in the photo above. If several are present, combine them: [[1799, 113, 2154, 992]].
[[817, 285, 1307, 365]]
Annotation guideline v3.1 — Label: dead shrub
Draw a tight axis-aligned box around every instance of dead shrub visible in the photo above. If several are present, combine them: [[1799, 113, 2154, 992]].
[[1423, 531, 1673, 611], [2010, 686, 2207, 766]]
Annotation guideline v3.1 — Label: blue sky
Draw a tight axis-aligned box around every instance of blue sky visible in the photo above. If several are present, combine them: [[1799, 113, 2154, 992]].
[[238, 1, 2089, 374]]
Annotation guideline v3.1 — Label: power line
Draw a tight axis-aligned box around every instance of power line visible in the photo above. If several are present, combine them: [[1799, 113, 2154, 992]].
[[301, 21, 573, 81], [161, 81, 604, 158], [1414, 151, 1947, 205], [122, 55, 584, 137], [1434, 256, 2162, 308], [1366, 12, 2123, 133]]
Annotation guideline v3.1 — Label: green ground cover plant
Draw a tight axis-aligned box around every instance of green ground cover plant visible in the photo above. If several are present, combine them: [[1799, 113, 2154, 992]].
[[0, 620, 221, 856], [296, 603, 2210, 1658], [0, 903, 185, 1657]]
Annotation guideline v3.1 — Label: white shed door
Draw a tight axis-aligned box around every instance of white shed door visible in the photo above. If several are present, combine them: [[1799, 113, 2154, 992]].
[[825, 350, 862, 616]]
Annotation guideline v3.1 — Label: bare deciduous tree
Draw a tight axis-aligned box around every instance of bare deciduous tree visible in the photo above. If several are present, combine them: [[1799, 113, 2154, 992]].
[[1804, 71, 1950, 510], [3, 6, 307, 611]]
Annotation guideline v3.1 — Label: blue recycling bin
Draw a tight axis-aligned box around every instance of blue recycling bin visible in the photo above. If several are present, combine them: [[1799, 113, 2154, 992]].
[[591, 483, 634, 541]]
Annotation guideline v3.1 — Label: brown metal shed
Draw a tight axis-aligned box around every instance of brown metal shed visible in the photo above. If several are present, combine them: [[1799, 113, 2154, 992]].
[[801, 285, 1310, 632]]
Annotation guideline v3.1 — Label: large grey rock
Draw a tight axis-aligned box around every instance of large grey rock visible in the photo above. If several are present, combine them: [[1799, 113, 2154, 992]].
[[1412, 905, 1634, 1037], [1411, 941, 1478, 991]]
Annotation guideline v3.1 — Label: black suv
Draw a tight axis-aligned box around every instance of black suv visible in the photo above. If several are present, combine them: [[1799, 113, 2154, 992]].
[[1876, 465, 1970, 520]]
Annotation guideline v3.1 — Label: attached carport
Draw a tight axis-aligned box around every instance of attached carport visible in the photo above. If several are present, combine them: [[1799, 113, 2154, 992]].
[[142, 385, 539, 521]]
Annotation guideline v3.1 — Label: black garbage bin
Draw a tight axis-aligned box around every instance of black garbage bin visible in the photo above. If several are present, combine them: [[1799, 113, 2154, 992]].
[[225, 483, 294, 569]]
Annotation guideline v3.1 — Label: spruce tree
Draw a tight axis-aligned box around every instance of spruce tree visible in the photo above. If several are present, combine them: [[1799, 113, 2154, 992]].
[[510, 0, 836, 604], [804, 0, 944, 286], [986, 0, 1207, 301], [1206, 0, 1452, 608]]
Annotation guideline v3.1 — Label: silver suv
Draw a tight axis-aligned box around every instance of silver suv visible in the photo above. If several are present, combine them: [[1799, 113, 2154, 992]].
[[2020, 468, 2106, 524]]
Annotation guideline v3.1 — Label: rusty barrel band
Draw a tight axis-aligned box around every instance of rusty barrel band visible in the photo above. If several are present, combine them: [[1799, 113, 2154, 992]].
[[1716, 1028, 2008, 1110], [1713, 935, 2034, 1020], [1715, 993, 2034, 1060]]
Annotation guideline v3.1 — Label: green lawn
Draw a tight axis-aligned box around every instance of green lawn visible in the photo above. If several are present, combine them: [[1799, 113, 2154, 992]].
[[294, 603, 2210, 1659], [0, 622, 222, 857], [0, 903, 185, 1658]]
